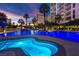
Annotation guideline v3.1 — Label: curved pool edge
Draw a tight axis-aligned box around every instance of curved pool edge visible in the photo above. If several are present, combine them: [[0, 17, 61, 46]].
[[0, 36, 66, 56], [32, 38, 66, 56]]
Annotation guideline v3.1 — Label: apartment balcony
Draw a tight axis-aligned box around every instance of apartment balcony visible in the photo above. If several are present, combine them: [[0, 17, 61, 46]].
[[65, 3, 71, 6], [65, 16, 71, 20], [65, 5, 71, 11], [65, 11, 71, 16]]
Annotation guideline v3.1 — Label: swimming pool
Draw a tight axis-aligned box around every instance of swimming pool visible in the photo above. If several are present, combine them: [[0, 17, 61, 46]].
[[0, 30, 79, 42], [0, 38, 58, 56]]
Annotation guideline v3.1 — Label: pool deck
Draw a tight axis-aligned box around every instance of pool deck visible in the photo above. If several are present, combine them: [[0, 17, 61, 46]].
[[31, 35, 79, 56], [0, 48, 26, 56], [0, 35, 79, 56]]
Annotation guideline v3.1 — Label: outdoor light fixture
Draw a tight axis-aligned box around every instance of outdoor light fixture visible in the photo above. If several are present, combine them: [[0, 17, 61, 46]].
[[4, 33, 7, 36]]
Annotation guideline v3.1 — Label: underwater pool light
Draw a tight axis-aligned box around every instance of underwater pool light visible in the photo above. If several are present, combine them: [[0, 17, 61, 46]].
[[18, 42, 23, 45]]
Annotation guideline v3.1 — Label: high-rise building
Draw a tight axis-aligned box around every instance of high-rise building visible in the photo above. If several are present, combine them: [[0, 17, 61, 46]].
[[50, 3, 55, 22], [53, 3, 57, 16], [37, 13, 44, 24], [57, 3, 79, 23], [7, 19, 11, 24]]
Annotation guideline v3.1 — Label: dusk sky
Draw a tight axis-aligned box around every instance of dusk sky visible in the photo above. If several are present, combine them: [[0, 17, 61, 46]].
[[0, 3, 50, 23]]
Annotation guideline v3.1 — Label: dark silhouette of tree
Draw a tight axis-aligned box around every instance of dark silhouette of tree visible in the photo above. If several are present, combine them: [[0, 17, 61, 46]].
[[0, 12, 7, 22], [62, 19, 79, 25], [55, 14, 62, 23], [18, 19, 24, 29], [39, 3, 49, 30], [0, 12, 7, 32], [23, 14, 29, 26]]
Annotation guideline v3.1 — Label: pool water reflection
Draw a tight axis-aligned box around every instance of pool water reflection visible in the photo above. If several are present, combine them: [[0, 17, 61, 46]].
[[0, 30, 79, 42]]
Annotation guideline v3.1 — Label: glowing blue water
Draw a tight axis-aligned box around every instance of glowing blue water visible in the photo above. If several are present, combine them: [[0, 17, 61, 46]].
[[0, 38, 58, 56], [0, 30, 79, 42]]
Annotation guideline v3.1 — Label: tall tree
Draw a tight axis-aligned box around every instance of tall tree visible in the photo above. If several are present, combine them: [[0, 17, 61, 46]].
[[18, 19, 24, 29], [0, 13, 7, 22], [0, 12, 7, 32], [23, 14, 29, 26], [39, 3, 49, 30], [55, 14, 62, 23]]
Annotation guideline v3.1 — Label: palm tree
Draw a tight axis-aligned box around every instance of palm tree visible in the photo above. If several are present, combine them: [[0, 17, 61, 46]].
[[0, 12, 7, 32], [23, 14, 29, 26], [32, 18, 37, 26], [39, 3, 49, 30], [18, 19, 24, 29], [55, 14, 62, 23]]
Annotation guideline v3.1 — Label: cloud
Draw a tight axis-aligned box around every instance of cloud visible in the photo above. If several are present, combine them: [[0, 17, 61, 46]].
[[0, 9, 23, 19]]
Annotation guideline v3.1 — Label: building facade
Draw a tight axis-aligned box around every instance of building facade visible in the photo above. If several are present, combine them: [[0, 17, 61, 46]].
[[7, 19, 11, 24], [50, 3, 56, 22], [37, 13, 44, 25], [57, 3, 79, 23]]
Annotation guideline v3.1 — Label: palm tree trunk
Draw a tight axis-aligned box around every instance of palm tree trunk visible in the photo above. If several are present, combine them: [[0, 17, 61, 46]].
[[26, 19, 27, 26], [21, 25, 22, 30], [44, 12, 46, 31]]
